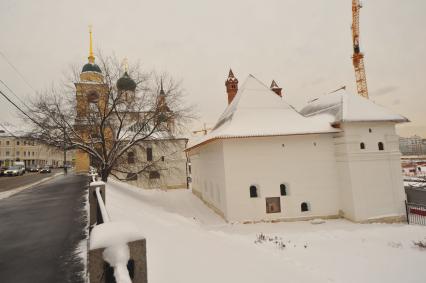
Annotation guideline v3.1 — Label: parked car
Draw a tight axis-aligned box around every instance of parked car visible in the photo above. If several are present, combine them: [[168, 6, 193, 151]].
[[4, 166, 25, 176], [39, 166, 51, 173], [0, 167, 7, 176], [27, 166, 39, 172]]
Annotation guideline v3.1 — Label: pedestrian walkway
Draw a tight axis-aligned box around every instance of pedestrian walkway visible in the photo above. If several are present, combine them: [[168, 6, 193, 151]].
[[0, 174, 88, 283]]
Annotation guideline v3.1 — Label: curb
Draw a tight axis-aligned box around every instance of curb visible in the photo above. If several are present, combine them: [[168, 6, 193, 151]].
[[0, 172, 64, 200]]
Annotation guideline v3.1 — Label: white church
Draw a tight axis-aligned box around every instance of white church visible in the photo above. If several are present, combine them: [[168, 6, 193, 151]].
[[186, 71, 408, 223]]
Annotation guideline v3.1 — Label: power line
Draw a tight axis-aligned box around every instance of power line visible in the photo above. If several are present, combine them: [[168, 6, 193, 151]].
[[0, 88, 41, 128], [0, 50, 37, 93], [0, 79, 31, 110]]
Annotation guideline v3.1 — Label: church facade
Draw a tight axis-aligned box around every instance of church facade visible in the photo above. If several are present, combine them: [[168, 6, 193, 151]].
[[74, 29, 188, 190], [186, 71, 407, 223]]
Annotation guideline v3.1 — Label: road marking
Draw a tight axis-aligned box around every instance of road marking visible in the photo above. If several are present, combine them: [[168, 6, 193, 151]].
[[0, 173, 63, 200]]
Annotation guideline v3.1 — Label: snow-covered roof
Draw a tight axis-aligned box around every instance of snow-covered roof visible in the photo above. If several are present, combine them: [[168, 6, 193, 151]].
[[187, 75, 339, 150], [300, 90, 409, 124]]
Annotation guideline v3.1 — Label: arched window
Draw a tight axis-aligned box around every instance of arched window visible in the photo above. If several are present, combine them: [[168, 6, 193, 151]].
[[127, 152, 135, 164], [360, 142, 365, 150], [87, 91, 99, 103], [249, 185, 258, 198], [280, 184, 287, 196], [378, 142, 384, 151], [369, 128, 372, 133], [301, 202, 309, 212]]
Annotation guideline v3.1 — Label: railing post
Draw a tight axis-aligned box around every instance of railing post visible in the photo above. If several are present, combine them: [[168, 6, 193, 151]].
[[87, 178, 147, 283], [89, 238, 147, 283], [405, 200, 409, 224]]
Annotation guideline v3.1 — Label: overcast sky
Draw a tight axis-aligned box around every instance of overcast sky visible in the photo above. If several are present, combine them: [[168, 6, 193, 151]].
[[0, 0, 425, 137]]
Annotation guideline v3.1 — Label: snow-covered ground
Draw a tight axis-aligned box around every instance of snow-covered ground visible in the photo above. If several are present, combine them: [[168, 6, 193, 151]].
[[106, 179, 426, 283]]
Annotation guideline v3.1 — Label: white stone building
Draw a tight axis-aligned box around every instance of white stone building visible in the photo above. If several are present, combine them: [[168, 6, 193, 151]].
[[186, 74, 408, 223], [119, 138, 189, 190]]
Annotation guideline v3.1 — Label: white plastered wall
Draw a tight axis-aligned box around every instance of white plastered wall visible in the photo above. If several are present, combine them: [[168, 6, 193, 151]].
[[334, 122, 406, 221], [189, 140, 228, 216], [222, 134, 340, 222]]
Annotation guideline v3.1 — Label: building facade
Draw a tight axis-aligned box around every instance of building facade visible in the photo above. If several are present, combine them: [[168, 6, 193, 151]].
[[187, 72, 407, 223], [399, 135, 426, 156], [73, 29, 188, 189], [0, 131, 71, 168]]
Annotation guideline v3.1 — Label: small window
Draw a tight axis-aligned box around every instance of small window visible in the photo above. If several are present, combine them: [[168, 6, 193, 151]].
[[378, 142, 384, 151], [149, 171, 160, 179], [280, 184, 287, 196], [360, 142, 365, 150], [369, 128, 372, 133], [127, 152, 135, 164], [161, 156, 165, 162], [249, 185, 258, 198], [301, 202, 309, 212], [146, 148, 153, 161], [17, 141, 20, 145]]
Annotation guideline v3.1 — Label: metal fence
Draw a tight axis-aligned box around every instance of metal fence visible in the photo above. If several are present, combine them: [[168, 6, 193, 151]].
[[405, 201, 426, 225]]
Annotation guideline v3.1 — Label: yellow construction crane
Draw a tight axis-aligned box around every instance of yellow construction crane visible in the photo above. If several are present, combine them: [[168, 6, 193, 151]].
[[351, 0, 369, 98]]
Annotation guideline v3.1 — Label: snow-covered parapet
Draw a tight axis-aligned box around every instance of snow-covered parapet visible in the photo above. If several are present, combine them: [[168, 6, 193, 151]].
[[90, 180, 106, 187], [90, 221, 145, 283], [90, 221, 144, 250]]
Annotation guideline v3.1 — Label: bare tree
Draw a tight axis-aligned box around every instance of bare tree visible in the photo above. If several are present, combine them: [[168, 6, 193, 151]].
[[26, 53, 194, 182]]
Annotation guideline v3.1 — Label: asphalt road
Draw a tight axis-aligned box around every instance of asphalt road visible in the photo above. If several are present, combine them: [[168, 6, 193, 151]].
[[0, 169, 63, 193], [0, 174, 89, 283]]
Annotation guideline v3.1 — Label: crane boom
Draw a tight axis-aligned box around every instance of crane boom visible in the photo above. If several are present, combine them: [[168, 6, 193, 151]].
[[351, 0, 369, 98]]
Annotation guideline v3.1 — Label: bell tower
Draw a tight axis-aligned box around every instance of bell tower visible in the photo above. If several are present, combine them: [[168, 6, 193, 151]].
[[74, 26, 108, 173], [225, 69, 238, 104]]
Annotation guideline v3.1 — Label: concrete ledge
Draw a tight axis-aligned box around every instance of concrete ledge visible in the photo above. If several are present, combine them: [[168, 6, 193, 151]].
[[240, 214, 341, 224], [89, 239, 147, 283], [357, 215, 406, 224]]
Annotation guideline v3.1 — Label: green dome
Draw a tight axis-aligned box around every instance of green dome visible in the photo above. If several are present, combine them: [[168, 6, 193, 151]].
[[117, 72, 137, 91], [82, 63, 102, 73]]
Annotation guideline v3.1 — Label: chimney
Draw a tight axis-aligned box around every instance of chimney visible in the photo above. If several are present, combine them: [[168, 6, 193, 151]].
[[270, 80, 283, 97], [225, 69, 238, 104]]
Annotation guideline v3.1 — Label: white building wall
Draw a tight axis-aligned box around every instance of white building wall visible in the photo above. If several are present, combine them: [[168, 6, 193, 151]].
[[119, 139, 188, 190], [189, 140, 228, 216], [335, 122, 406, 221], [222, 134, 340, 222]]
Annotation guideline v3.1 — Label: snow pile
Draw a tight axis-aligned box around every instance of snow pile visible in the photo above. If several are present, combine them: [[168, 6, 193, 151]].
[[106, 180, 426, 283], [90, 221, 144, 250], [103, 244, 131, 283], [90, 180, 106, 187], [91, 221, 144, 283]]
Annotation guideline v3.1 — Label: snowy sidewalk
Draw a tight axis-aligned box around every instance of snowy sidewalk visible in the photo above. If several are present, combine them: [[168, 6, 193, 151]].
[[107, 180, 426, 283]]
